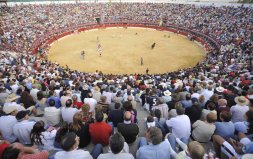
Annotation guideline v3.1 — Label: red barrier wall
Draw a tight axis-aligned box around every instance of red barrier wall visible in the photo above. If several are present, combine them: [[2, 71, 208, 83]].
[[32, 23, 217, 55]]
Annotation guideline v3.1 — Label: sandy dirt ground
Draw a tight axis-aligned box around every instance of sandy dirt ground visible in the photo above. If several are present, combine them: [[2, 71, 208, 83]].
[[48, 27, 205, 74]]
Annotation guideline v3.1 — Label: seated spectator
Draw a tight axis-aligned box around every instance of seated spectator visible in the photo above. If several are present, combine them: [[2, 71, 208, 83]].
[[185, 101, 202, 124], [166, 104, 191, 141], [217, 98, 230, 121], [153, 109, 167, 136], [161, 90, 172, 103], [0, 105, 18, 143], [168, 134, 206, 159], [89, 111, 112, 146], [123, 101, 137, 123], [36, 91, 47, 113], [19, 91, 37, 115], [180, 94, 192, 109], [13, 110, 35, 145], [213, 133, 253, 158], [81, 103, 93, 123], [118, 111, 139, 144], [61, 99, 80, 124], [46, 90, 61, 108], [146, 116, 156, 128], [2, 142, 48, 159], [72, 95, 83, 109], [201, 102, 217, 121], [84, 92, 98, 113], [214, 111, 235, 140], [230, 96, 250, 123], [97, 132, 134, 159], [69, 112, 91, 148], [60, 90, 72, 107], [191, 112, 217, 143], [108, 103, 124, 127], [152, 97, 168, 119], [92, 86, 101, 102], [30, 120, 57, 151], [95, 96, 109, 114], [54, 132, 102, 159], [234, 110, 253, 134], [136, 127, 174, 159], [204, 94, 219, 109], [54, 122, 69, 149], [44, 99, 61, 126]]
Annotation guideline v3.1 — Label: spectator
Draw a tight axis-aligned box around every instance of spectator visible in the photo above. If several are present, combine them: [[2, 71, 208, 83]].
[[61, 99, 80, 124]]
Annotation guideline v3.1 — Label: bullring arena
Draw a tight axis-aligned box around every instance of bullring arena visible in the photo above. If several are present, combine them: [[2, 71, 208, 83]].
[[48, 27, 205, 74], [0, 1, 253, 159]]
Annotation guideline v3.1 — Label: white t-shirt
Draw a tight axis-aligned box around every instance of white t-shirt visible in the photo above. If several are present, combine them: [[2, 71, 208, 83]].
[[83, 98, 97, 113], [55, 150, 93, 159], [44, 107, 61, 126], [98, 153, 135, 159], [61, 107, 80, 123], [0, 115, 17, 143], [166, 115, 191, 139]]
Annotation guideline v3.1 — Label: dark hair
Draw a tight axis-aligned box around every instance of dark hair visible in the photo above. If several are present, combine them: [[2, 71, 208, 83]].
[[147, 116, 154, 122], [61, 132, 77, 151], [37, 91, 44, 101], [246, 110, 253, 134], [114, 103, 121, 109], [2, 146, 20, 159], [30, 120, 45, 145], [220, 111, 232, 122], [55, 122, 69, 145], [95, 111, 104, 122], [65, 99, 73, 107], [109, 133, 125, 154], [154, 109, 161, 122], [49, 99, 55, 107], [123, 101, 133, 111]]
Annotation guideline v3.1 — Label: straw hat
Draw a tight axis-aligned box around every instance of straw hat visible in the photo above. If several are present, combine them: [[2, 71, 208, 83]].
[[94, 86, 100, 93], [6, 93, 19, 102], [163, 90, 172, 96], [3, 105, 18, 114], [216, 86, 225, 93], [234, 96, 249, 106]]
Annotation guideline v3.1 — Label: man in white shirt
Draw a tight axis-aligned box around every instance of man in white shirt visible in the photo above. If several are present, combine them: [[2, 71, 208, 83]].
[[98, 133, 134, 159], [60, 90, 72, 107], [13, 110, 35, 145], [102, 87, 113, 104], [30, 85, 40, 102], [83, 93, 97, 113], [166, 105, 191, 141], [0, 105, 18, 143], [44, 99, 61, 126], [200, 85, 214, 103], [61, 99, 80, 123], [55, 132, 102, 159]]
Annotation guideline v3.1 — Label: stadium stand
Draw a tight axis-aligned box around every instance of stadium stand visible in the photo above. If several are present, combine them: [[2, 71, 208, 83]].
[[0, 2, 252, 159]]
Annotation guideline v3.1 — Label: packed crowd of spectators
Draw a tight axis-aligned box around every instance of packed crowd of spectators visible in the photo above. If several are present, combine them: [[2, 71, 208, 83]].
[[0, 2, 252, 159]]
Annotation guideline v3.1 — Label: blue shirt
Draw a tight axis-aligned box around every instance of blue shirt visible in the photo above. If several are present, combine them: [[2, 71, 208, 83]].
[[46, 96, 61, 108], [242, 142, 253, 154], [136, 141, 171, 159], [234, 121, 249, 134], [215, 121, 235, 139]]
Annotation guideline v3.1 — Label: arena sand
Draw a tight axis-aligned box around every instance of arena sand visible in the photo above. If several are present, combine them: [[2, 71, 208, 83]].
[[48, 27, 205, 74]]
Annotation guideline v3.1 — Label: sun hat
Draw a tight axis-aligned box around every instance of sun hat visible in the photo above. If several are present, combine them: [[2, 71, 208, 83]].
[[234, 96, 249, 106]]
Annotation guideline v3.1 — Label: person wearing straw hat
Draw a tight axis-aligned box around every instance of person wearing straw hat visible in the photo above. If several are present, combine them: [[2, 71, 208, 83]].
[[162, 90, 172, 103], [230, 96, 250, 123]]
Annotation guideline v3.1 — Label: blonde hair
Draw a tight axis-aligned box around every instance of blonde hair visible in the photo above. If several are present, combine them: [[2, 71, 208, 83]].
[[70, 112, 83, 131], [188, 141, 205, 159]]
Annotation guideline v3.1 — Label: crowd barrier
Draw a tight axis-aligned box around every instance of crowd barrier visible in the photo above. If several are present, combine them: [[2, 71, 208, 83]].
[[31, 22, 220, 56]]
